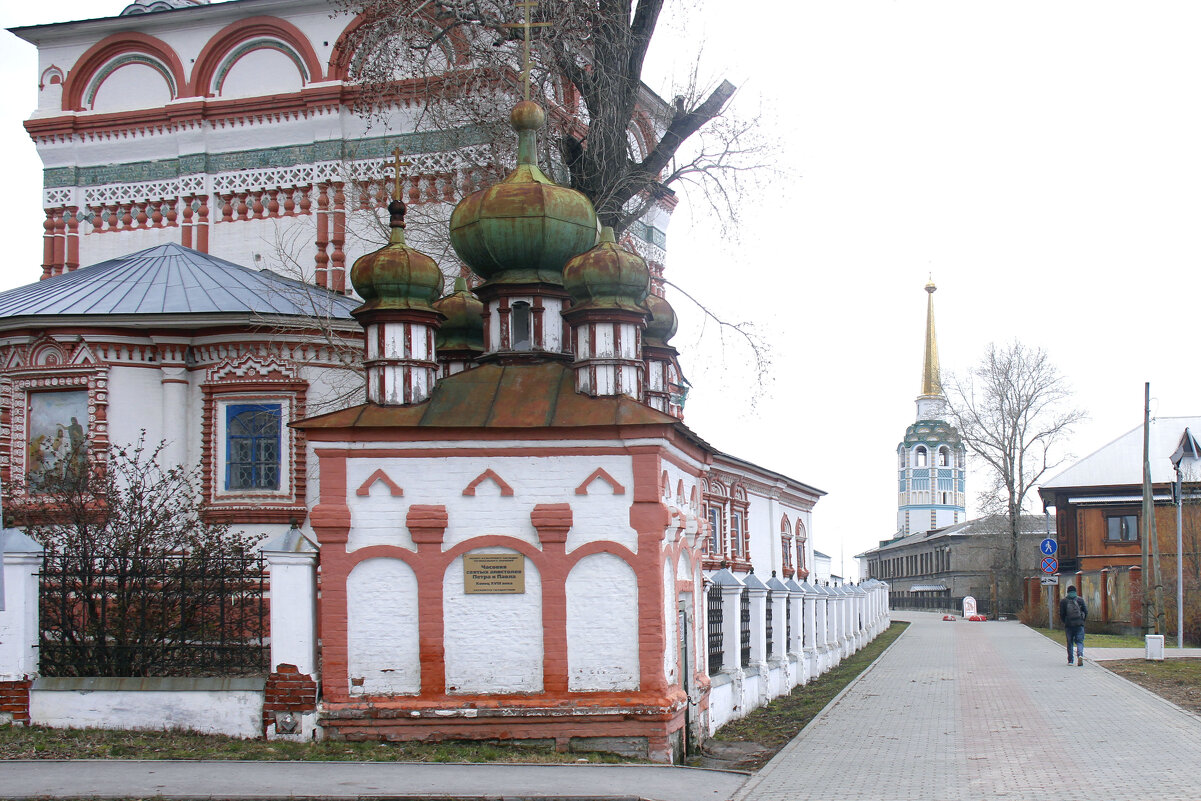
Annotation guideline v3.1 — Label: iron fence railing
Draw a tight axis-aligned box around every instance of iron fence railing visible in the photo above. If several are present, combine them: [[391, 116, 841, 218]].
[[706, 583, 724, 675], [39, 550, 269, 677], [740, 588, 751, 667], [765, 590, 773, 658]]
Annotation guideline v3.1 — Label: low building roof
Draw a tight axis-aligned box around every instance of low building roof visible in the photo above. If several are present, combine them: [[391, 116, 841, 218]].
[[294, 361, 706, 438], [0, 243, 358, 322], [1041, 416, 1201, 491]]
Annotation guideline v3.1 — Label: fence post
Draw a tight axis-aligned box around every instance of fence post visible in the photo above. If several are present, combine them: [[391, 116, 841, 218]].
[[262, 528, 319, 677], [0, 529, 42, 682]]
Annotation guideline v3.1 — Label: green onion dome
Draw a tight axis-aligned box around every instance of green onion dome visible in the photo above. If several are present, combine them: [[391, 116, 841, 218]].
[[563, 227, 650, 313], [903, 419, 963, 446], [448, 101, 599, 285], [433, 276, 484, 352], [643, 292, 678, 346], [350, 199, 444, 313]]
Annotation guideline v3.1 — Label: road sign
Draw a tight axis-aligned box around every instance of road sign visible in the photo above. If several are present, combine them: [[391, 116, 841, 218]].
[[1040, 538, 1057, 555], [1041, 556, 1058, 574], [1040, 574, 1059, 586]]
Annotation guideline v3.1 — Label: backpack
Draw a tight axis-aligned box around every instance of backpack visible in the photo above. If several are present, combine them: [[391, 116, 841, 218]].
[[1064, 596, 1086, 626]]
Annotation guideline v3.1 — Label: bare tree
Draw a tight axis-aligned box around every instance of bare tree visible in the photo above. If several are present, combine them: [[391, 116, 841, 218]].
[[945, 342, 1086, 609], [333, 0, 766, 235], [4, 436, 266, 677]]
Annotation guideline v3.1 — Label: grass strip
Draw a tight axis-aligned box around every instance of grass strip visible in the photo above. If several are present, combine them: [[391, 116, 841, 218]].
[[0, 726, 633, 764]]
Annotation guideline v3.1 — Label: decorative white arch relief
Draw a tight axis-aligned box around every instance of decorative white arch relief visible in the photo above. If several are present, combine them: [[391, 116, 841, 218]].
[[444, 549, 543, 693], [566, 553, 639, 691], [346, 558, 421, 695]]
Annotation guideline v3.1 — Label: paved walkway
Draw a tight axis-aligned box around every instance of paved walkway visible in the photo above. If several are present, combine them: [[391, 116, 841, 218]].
[[0, 760, 746, 801], [734, 612, 1201, 801]]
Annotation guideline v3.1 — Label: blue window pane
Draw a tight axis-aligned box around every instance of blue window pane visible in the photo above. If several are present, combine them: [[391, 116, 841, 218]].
[[226, 403, 282, 491]]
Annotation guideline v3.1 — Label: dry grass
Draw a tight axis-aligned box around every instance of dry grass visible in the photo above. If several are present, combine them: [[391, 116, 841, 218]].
[[0, 726, 632, 764]]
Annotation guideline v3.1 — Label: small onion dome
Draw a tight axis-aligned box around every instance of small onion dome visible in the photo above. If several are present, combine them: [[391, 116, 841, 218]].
[[350, 199, 443, 313], [643, 292, 678, 347], [448, 101, 598, 285], [563, 227, 650, 313], [433, 276, 484, 352]]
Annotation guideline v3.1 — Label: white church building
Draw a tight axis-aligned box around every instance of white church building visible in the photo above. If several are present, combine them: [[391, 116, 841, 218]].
[[0, 0, 889, 760]]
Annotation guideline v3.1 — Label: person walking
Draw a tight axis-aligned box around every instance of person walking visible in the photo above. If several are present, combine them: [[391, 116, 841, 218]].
[[1058, 585, 1088, 666]]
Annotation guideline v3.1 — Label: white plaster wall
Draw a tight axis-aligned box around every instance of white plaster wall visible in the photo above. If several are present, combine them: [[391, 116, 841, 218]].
[[342, 454, 638, 554], [346, 558, 420, 695], [30, 688, 262, 738], [707, 677, 736, 732], [346, 495, 416, 553], [444, 548, 542, 694], [220, 49, 306, 98], [106, 365, 166, 449], [565, 553, 638, 691], [91, 63, 174, 112], [662, 557, 677, 687]]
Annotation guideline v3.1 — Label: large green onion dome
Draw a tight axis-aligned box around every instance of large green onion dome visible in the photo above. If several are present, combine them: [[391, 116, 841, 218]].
[[350, 199, 444, 313], [562, 227, 650, 313], [448, 101, 598, 285], [643, 292, 678, 346], [433, 276, 484, 352]]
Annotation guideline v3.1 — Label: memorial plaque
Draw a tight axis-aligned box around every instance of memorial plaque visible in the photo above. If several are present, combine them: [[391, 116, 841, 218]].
[[463, 553, 525, 594]]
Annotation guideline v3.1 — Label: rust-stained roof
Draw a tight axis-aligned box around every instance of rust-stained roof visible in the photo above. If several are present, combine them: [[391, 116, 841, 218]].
[[294, 362, 698, 435]]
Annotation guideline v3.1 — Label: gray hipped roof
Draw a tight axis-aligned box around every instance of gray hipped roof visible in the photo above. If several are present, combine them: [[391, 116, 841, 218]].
[[0, 243, 358, 320]]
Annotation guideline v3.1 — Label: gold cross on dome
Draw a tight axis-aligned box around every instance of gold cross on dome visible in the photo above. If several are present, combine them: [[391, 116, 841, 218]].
[[390, 146, 412, 200], [500, 0, 552, 101]]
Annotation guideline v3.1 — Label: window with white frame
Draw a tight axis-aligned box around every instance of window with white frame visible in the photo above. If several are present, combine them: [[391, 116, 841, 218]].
[[214, 396, 291, 497], [225, 403, 282, 491]]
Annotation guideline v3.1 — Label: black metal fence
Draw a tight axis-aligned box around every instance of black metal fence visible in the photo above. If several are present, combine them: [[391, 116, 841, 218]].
[[786, 597, 792, 651], [39, 550, 269, 677], [739, 588, 751, 668], [706, 584, 723, 675], [765, 591, 774, 658]]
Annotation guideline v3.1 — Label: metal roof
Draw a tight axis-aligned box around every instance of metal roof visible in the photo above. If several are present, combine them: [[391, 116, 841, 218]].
[[1041, 416, 1201, 490], [0, 243, 358, 321], [294, 362, 700, 433]]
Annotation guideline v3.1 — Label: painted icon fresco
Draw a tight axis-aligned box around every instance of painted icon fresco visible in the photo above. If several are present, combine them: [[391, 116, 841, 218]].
[[27, 390, 88, 487]]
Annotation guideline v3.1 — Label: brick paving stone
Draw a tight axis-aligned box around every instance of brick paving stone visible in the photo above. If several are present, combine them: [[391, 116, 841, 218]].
[[732, 611, 1201, 801]]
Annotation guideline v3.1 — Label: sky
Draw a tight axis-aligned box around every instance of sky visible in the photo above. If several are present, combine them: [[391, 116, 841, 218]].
[[4, 1, 1201, 578]]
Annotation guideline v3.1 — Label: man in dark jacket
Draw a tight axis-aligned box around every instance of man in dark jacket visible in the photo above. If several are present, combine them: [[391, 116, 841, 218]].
[[1058, 585, 1088, 666]]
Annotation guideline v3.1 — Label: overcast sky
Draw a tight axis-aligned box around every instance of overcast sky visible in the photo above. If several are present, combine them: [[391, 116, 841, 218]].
[[4, 1, 1201, 578]]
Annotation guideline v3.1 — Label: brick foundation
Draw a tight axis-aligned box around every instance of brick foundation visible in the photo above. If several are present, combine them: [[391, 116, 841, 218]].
[[262, 664, 318, 736], [0, 678, 33, 725]]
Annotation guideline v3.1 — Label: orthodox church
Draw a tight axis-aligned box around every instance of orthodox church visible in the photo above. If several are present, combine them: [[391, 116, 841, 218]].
[[0, 0, 876, 762]]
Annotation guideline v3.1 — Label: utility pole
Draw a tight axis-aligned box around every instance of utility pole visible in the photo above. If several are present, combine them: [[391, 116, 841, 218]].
[[1142, 383, 1153, 633]]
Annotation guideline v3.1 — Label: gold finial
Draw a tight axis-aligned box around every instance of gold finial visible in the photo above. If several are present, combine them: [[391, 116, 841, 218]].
[[921, 278, 941, 397], [389, 146, 412, 201], [502, 0, 551, 101]]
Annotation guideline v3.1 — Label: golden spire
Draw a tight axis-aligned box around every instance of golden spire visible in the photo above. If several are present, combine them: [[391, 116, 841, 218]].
[[921, 276, 942, 397]]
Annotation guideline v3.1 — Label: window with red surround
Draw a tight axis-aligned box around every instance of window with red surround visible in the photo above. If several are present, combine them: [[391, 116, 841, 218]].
[[780, 515, 794, 579], [201, 354, 307, 523]]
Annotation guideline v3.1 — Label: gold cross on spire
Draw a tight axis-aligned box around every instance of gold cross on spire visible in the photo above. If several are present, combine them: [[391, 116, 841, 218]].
[[390, 146, 412, 200], [501, 0, 551, 101]]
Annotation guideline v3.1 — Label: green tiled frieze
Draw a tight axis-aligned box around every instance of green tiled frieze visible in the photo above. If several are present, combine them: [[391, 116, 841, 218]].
[[45, 126, 492, 189]]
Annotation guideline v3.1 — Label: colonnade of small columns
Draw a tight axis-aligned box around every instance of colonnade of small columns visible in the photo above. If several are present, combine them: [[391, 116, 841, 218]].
[[703, 569, 890, 730]]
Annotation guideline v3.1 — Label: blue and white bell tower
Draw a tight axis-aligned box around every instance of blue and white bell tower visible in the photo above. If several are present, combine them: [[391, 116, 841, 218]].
[[896, 280, 966, 537]]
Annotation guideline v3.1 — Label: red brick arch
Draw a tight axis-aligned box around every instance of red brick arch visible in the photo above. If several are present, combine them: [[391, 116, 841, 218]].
[[191, 16, 324, 97], [62, 32, 187, 111]]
